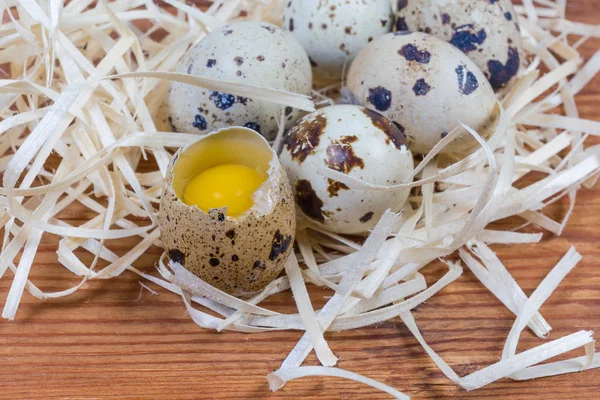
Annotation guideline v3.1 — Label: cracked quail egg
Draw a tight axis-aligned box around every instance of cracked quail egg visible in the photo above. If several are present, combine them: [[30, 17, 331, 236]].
[[279, 105, 414, 235], [161, 21, 312, 140], [395, 0, 524, 91], [283, 0, 393, 84], [347, 31, 499, 156], [159, 127, 296, 298]]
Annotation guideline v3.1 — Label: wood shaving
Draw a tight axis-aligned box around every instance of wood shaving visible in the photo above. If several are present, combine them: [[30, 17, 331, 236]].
[[0, 0, 599, 398]]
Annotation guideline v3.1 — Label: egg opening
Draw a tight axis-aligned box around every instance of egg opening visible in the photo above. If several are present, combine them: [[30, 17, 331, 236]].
[[171, 127, 275, 220], [183, 164, 266, 217]]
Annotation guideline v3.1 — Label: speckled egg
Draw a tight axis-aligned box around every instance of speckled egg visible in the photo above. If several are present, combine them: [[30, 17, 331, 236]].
[[283, 0, 393, 84], [395, 0, 524, 91], [279, 105, 414, 234], [346, 32, 499, 155], [161, 21, 312, 141], [158, 127, 296, 298]]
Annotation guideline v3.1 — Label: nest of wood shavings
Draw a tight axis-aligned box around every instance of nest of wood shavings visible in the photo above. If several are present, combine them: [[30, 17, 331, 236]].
[[1, 0, 600, 397]]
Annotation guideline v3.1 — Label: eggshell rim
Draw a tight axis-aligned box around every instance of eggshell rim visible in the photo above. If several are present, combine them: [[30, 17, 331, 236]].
[[166, 126, 284, 221]]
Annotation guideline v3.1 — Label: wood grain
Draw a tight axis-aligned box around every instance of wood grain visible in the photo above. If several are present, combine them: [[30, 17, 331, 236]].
[[1, 2, 600, 399]]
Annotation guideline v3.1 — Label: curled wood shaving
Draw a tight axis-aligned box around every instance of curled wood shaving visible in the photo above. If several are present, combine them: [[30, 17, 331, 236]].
[[0, 0, 599, 397], [268, 367, 410, 400]]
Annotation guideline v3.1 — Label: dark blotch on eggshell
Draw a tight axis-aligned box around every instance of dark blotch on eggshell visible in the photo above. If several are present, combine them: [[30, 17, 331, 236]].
[[234, 56, 244, 66], [449, 25, 487, 53], [187, 64, 193, 74], [504, 12, 512, 21], [253, 260, 267, 270], [207, 59, 217, 68], [395, 17, 409, 32], [209, 91, 236, 110], [269, 230, 293, 260], [218, 213, 225, 221], [169, 249, 185, 265], [361, 108, 408, 149], [441, 13, 451, 25], [257, 55, 265, 61], [285, 114, 327, 163], [455, 65, 479, 95], [359, 212, 374, 223], [398, 44, 431, 64], [262, 25, 276, 33], [368, 86, 392, 111], [209, 258, 220, 267], [397, 0, 408, 11], [244, 122, 262, 134], [167, 116, 178, 133], [289, 18, 294, 31], [326, 135, 365, 174], [487, 47, 520, 90], [225, 229, 236, 239], [232, 254, 239, 262], [192, 114, 208, 130], [327, 178, 349, 197], [295, 179, 326, 223], [222, 29, 233, 35], [412, 78, 431, 96]]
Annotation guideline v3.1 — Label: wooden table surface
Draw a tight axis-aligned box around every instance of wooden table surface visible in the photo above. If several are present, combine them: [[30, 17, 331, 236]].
[[1, 1, 600, 399]]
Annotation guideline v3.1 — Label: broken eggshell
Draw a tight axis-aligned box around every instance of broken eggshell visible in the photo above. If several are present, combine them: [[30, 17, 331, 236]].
[[158, 127, 296, 298], [283, 0, 393, 84], [279, 105, 414, 235], [161, 21, 312, 140], [346, 31, 499, 156], [395, 0, 524, 91]]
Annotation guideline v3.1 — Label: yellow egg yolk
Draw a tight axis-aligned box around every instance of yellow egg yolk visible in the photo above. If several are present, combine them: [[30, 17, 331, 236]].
[[183, 164, 266, 217]]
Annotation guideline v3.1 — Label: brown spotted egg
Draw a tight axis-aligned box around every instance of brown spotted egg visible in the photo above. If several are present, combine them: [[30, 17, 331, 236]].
[[279, 105, 414, 235], [161, 21, 312, 141], [283, 0, 393, 84], [158, 127, 296, 298], [395, 0, 524, 91], [346, 32, 499, 156]]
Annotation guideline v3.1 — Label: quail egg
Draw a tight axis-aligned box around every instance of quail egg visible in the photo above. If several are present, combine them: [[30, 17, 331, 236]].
[[161, 21, 312, 140], [159, 127, 296, 298], [280, 105, 414, 234], [346, 31, 499, 155], [283, 0, 393, 84]]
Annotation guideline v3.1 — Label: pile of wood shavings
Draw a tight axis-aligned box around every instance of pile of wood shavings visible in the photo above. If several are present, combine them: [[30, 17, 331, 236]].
[[1, 0, 600, 397]]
